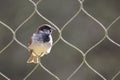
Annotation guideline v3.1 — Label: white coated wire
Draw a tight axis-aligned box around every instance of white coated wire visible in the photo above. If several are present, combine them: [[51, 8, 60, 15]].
[[0, 0, 120, 80]]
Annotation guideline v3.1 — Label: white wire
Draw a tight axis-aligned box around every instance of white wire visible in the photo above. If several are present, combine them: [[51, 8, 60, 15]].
[[0, 0, 120, 80], [0, 72, 10, 80]]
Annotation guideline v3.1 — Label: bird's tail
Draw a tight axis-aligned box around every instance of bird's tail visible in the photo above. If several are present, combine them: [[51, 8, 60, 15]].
[[27, 54, 39, 63]]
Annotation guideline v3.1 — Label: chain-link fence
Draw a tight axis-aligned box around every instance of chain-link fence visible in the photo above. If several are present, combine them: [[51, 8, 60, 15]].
[[0, 0, 120, 80]]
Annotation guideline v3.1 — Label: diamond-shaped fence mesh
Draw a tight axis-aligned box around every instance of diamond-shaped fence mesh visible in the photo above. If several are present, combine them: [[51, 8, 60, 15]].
[[0, 0, 120, 80]]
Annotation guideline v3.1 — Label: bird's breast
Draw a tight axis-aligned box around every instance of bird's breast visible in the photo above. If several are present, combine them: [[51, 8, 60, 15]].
[[28, 40, 52, 55]]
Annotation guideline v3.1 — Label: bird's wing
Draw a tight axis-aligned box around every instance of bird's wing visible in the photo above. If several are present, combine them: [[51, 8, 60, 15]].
[[28, 38, 32, 45], [28, 38, 33, 53]]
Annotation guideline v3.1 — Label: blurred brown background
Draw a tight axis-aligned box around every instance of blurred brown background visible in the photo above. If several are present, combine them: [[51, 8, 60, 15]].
[[0, 0, 120, 80]]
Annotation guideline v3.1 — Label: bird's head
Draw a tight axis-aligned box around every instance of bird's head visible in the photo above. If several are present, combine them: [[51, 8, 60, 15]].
[[37, 24, 56, 35]]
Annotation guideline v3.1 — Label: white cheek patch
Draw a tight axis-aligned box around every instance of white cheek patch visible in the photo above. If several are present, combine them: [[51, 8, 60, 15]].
[[39, 31, 44, 33]]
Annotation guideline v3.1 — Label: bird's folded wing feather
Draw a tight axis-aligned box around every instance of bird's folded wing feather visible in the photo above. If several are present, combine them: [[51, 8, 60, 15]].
[[28, 38, 32, 45]]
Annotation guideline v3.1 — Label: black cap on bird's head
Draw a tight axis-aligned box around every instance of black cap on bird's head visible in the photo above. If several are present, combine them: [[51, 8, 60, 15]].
[[36, 24, 56, 34], [38, 24, 56, 31]]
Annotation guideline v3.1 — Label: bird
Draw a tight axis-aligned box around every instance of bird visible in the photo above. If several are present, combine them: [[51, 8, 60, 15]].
[[27, 24, 55, 63]]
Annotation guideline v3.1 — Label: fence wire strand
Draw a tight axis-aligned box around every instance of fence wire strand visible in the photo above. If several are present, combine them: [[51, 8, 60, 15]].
[[65, 1, 107, 80], [112, 70, 120, 80], [0, 72, 10, 80], [0, 0, 120, 80]]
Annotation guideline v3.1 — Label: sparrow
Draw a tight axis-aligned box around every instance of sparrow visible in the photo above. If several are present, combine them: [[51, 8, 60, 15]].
[[27, 24, 55, 63]]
